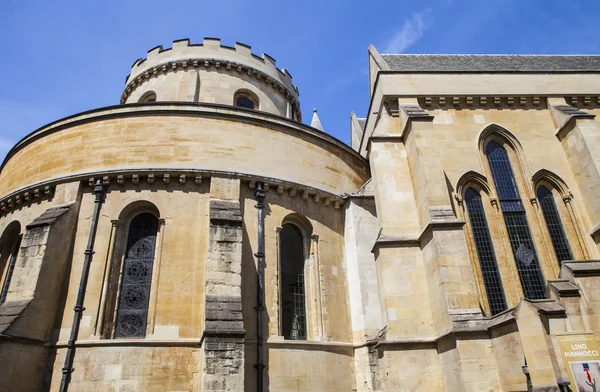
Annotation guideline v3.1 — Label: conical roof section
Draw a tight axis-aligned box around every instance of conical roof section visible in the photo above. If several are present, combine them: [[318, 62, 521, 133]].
[[310, 108, 324, 132]]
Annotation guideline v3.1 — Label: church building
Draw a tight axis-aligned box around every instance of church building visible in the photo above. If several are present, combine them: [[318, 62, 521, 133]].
[[0, 38, 600, 391]]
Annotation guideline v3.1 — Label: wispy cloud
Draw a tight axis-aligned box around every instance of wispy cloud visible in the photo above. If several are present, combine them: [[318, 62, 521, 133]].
[[383, 9, 432, 54]]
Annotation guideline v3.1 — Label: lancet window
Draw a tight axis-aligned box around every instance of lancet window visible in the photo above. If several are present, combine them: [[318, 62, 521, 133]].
[[114, 212, 158, 338], [464, 188, 507, 315], [486, 141, 546, 300], [279, 223, 307, 340], [537, 186, 573, 263]]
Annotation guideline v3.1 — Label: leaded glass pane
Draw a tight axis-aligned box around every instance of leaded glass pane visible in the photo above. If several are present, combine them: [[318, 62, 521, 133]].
[[486, 141, 546, 300], [280, 224, 306, 340], [115, 213, 158, 338], [503, 212, 546, 299], [486, 141, 520, 202], [465, 189, 507, 315], [537, 186, 573, 263]]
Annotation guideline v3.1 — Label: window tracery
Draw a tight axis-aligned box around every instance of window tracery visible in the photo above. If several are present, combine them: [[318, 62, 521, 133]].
[[486, 140, 546, 299], [114, 212, 158, 338]]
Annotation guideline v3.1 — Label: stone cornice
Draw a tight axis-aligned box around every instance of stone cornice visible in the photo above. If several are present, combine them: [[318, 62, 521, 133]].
[[0, 102, 367, 176], [0, 168, 346, 216]]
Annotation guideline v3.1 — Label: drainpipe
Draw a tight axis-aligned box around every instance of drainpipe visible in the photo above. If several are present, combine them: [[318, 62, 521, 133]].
[[59, 179, 106, 392], [254, 182, 266, 392]]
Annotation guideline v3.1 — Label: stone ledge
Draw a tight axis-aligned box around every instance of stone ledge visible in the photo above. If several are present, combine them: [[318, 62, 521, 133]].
[[26, 203, 73, 229], [548, 279, 580, 297], [561, 260, 600, 277]]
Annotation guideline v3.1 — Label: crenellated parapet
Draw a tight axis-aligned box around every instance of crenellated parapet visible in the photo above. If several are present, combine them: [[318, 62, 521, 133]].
[[121, 38, 301, 120]]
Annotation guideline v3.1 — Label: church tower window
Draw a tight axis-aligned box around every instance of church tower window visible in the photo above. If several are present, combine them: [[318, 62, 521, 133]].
[[234, 89, 258, 110], [464, 188, 507, 315], [279, 223, 307, 340], [486, 141, 546, 300], [114, 212, 158, 338], [537, 186, 573, 263]]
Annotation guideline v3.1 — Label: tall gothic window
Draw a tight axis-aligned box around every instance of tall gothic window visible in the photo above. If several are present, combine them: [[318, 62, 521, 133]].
[[280, 223, 307, 340], [114, 213, 158, 338], [537, 186, 573, 263], [486, 141, 546, 300], [464, 188, 507, 315]]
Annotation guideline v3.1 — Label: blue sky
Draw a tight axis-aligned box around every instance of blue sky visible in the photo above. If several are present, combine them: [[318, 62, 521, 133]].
[[0, 0, 599, 160]]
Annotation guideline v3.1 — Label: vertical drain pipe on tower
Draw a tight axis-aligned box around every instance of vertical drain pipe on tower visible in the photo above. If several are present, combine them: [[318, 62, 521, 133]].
[[254, 182, 266, 391], [59, 179, 106, 392]]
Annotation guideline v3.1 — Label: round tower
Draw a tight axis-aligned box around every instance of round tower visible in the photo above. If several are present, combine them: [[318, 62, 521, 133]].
[[121, 38, 301, 121]]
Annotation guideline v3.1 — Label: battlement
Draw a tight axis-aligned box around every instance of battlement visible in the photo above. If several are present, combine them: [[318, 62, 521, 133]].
[[125, 38, 298, 99]]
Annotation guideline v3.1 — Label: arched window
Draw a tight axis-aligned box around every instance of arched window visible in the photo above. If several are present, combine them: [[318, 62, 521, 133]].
[[138, 91, 157, 103], [464, 188, 507, 315], [537, 186, 573, 263], [486, 141, 546, 300], [234, 90, 258, 110], [279, 223, 306, 340], [0, 221, 21, 305], [114, 213, 158, 338]]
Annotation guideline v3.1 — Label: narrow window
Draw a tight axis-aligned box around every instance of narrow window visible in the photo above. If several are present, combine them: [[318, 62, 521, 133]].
[[464, 188, 507, 315], [280, 224, 306, 340], [0, 235, 21, 305], [486, 141, 546, 300], [537, 186, 573, 263], [234, 90, 258, 110], [114, 213, 158, 338]]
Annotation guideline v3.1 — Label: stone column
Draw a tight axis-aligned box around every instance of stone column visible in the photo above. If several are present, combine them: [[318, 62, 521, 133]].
[[399, 100, 483, 332], [202, 176, 245, 392], [399, 100, 492, 392]]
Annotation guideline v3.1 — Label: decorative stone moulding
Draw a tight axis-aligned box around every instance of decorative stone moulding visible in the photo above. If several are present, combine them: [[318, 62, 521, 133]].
[[418, 96, 600, 109], [0, 185, 55, 215], [247, 178, 343, 209], [567, 96, 600, 107], [121, 38, 301, 119], [0, 168, 345, 216]]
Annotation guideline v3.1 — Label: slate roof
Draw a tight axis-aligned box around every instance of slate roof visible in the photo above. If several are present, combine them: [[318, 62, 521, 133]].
[[357, 118, 366, 132], [380, 54, 600, 73]]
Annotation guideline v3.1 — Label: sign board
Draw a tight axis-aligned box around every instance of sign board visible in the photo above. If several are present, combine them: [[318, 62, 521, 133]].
[[558, 334, 600, 391]]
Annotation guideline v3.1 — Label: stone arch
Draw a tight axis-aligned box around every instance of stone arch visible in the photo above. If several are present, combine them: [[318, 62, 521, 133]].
[[282, 213, 313, 251], [138, 91, 157, 103], [531, 169, 570, 198], [478, 123, 535, 199], [456, 170, 492, 199], [117, 200, 161, 228], [233, 88, 259, 110]]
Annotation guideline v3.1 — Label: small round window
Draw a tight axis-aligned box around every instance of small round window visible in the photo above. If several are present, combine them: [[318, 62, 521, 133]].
[[234, 90, 258, 110]]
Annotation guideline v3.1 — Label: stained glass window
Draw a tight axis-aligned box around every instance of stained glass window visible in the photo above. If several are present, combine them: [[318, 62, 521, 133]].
[[537, 186, 573, 263], [114, 213, 158, 338], [280, 224, 306, 340], [464, 188, 507, 315], [486, 141, 546, 300]]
